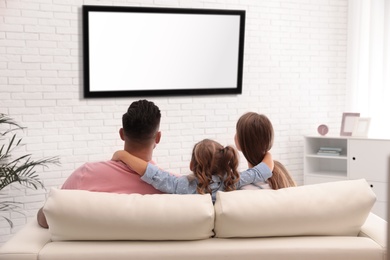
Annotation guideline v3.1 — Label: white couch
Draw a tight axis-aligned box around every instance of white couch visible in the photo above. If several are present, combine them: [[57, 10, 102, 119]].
[[0, 179, 387, 260]]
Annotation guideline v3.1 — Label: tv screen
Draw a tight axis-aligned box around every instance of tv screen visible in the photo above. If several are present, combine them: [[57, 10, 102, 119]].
[[82, 5, 246, 98]]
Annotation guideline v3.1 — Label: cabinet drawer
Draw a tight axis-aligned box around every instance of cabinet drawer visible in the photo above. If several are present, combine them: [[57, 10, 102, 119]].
[[304, 176, 386, 202], [304, 175, 348, 185], [371, 201, 387, 219], [348, 139, 390, 182], [364, 180, 387, 202]]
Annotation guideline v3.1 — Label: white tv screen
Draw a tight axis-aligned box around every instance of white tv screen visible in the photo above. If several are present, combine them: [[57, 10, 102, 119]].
[[83, 5, 246, 98]]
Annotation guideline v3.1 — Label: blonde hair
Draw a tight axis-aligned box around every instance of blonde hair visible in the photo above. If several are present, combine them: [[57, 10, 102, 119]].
[[190, 139, 240, 194], [268, 160, 296, 189], [236, 112, 296, 189]]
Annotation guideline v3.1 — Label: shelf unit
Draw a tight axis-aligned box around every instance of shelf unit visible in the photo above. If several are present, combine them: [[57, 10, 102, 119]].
[[304, 136, 347, 180], [304, 136, 390, 219]]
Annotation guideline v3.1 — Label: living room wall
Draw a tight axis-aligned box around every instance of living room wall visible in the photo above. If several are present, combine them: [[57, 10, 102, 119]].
[[0, 0, 348, 243]]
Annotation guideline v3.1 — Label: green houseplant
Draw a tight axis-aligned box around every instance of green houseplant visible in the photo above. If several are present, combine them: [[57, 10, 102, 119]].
[[0, 114, 60, 227]]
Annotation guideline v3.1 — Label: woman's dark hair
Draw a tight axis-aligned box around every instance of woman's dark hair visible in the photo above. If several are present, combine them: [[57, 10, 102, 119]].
[[236, 112, 296, 189]]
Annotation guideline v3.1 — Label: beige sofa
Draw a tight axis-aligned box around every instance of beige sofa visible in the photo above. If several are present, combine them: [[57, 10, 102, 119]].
[[0, 179, 387, 260]]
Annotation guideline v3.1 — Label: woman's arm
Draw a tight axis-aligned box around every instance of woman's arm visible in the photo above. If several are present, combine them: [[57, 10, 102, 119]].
[[237, 152, 274, 188], [112, 150, 148, 176]]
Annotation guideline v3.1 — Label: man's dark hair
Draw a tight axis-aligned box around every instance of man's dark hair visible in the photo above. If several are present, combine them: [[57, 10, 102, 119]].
[[122, 100, 161, 143]]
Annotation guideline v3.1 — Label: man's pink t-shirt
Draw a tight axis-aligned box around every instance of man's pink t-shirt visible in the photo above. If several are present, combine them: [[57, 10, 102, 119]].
[[61, 160, 163, 194]]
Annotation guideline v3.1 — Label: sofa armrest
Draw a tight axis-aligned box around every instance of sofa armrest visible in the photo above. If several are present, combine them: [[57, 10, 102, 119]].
[[358, 212, 387, 249], [0, 219, 51, 260]]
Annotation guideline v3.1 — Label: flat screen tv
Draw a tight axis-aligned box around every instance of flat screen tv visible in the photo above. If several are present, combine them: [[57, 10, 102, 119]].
[[82, 5, 246, 98]]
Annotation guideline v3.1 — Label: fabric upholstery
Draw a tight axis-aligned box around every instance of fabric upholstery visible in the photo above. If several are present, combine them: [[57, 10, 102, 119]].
[[43, 188, 215, 241], [0, 180, 386, 260], [0, 221, 51, 260], [37, 237, 383, 260], [214, 179, 377, 238]]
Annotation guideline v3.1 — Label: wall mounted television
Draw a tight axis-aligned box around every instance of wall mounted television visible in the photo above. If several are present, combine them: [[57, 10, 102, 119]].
[[82, 5, 246, 98]]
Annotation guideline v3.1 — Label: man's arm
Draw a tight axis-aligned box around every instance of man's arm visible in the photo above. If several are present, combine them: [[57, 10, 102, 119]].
[[37, 207, 48, 228]]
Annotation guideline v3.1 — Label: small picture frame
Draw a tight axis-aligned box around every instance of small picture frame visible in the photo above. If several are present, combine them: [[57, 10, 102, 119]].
[[352, 117, 371, 137], [340, 112, 360, 136]]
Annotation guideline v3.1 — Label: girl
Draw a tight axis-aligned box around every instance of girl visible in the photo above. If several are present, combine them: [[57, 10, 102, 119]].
[[112, 139, 273, 202], [235, 112, 296, 190]]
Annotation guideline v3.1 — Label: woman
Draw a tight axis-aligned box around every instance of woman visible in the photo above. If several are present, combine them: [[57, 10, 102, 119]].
[[235, 112, 296, 189]]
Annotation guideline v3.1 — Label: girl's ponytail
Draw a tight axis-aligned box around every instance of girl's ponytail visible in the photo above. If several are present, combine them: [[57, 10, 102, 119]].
[[191, 139, 240, 195], [219, 146, 240, 191]]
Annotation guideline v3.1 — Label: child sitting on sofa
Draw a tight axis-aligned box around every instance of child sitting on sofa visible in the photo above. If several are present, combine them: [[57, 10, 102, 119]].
[[112, 138, 273, 202]]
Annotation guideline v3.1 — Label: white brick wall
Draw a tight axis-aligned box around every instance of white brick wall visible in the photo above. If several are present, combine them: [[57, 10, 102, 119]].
[[0, 0, 348, 244]]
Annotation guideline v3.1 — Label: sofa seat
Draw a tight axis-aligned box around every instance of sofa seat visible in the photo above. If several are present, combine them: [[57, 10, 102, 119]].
[[0, 215, 386, 260], [38, 236, 383, 260]]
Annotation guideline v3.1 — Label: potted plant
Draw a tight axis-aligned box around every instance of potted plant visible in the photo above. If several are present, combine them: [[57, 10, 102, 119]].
[[0, 113, 59, 227]]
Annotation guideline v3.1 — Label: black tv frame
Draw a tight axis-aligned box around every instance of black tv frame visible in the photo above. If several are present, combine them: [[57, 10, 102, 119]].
[[82, 5, 246, 98]]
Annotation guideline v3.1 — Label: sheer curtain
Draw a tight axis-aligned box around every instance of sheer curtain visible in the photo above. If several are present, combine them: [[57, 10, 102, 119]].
[[346, 0, 390, 138]]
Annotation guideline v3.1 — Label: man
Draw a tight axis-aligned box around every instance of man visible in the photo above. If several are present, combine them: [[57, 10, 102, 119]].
[[37, 100, 163, 228]]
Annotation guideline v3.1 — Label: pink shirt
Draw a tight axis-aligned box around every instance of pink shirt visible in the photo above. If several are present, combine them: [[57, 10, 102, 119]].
[[61, 160, 163, 194]]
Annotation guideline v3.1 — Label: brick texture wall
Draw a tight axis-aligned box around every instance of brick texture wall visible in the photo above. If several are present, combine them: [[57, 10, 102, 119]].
[[0, 0, 348, 243]]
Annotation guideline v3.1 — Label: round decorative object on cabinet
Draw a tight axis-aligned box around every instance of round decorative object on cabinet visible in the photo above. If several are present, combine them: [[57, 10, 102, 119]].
[[317, 124, 329, 136]]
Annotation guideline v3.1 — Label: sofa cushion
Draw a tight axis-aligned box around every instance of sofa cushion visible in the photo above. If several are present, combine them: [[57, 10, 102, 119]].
[[214, 179, 376, 238], [43, 188, 214, 241]]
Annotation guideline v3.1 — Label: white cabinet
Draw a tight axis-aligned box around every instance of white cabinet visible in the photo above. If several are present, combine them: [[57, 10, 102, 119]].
[[304, 136, 390, 219]]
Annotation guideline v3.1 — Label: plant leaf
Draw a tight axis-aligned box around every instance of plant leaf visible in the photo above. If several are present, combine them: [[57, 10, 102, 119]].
[[0, 114, 61, 227]]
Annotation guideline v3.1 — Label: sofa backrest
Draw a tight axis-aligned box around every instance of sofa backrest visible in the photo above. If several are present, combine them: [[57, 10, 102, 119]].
[[214, 178, 376, 238], [44, 189, 215, 241], [43, 179, 376, 241]]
